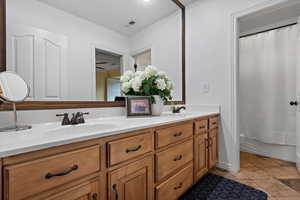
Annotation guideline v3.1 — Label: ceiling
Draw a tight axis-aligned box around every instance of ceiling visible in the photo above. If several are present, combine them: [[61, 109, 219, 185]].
[[240, 1, 300, 34], [37, 0, 198, 36], [95, 49, 121, 73]]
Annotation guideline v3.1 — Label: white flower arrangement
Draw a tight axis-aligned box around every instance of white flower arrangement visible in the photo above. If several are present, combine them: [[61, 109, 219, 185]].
[[120, 65, 173, 102]]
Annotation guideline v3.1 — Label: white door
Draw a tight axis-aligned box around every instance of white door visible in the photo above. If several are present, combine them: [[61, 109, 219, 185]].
[[297, 18, 300, 172], [107, 78, 121, 101], [6, 25, 68, 101]]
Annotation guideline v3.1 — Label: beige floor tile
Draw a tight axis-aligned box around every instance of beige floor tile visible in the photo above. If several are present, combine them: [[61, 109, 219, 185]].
[[213, 152, 300, 199]]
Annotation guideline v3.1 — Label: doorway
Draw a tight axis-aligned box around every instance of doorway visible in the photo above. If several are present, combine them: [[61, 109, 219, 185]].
[[231, 0, 300, 172], [94, 48, 122, 101]]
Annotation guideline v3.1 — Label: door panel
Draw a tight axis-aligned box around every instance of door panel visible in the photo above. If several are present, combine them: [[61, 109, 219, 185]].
[[194, 134, 209, 181], [209, 129, 218, 168], [45, 179, 99, 200], [108, 157, 153, 200], [6, 25, 68, 100]]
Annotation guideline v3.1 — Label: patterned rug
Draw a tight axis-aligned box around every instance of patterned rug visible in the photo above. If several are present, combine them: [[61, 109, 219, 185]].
[[179, 173, 268, 200]]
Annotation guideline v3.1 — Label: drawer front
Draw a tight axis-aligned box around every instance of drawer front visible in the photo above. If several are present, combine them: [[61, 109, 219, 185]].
[[209, 117, 219, 130], [195, 119, 208, 135], [155, 122, 193, 149], [5, 145, 100, 200], [108, 132, 153, 166], [156, 164, 193, 200], [156, 140, 193, 182]]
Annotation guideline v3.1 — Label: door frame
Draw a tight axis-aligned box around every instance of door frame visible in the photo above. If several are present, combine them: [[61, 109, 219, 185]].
[[230, 0, 294, 172], [90, 43, 126, 101]]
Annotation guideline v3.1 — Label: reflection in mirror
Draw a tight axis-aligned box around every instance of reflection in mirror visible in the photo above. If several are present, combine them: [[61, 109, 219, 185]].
[[95, 49, 121, 101], [0, 71, 32, 131], [0, 71, 29, 102], [5, 0, 183, 103]]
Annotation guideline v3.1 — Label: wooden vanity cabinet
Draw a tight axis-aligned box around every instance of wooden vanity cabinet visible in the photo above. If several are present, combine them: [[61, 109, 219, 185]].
[[108, 157, 153, 200], [0, 114, 219, 200], [194, 117, 219, 181], [43, 179, 100, 200]]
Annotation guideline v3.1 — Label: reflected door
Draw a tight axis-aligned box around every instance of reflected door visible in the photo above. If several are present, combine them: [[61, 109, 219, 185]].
[[6, 25, 68, 101]]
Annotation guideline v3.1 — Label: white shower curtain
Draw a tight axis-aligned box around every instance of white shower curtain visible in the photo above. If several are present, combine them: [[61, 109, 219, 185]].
[[239, 25, 297, 145]]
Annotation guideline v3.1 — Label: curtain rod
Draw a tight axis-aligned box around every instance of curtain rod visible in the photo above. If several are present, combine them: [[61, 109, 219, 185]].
[[240, 22, 298, 38]]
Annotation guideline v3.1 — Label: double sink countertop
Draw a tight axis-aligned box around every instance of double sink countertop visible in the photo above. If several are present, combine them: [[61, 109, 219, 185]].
[[0, 110, 219, 158]]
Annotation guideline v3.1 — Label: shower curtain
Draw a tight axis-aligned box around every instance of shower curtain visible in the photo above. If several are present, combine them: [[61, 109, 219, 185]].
[[239, 25, 297, 145]]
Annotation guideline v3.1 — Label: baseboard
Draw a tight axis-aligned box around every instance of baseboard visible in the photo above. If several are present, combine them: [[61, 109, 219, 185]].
[[240, 136, 296, 162], [216, 161, 233, 172]]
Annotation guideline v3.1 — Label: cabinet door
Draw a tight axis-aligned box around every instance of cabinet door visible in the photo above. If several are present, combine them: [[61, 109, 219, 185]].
[[209, 129, 218, 168], [194, 133, 209, 181], [108, 157, 153, 200], [45, 179, 100, 200]]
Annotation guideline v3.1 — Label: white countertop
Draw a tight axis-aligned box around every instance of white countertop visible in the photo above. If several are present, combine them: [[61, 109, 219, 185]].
[[0, 111, 219, 158]]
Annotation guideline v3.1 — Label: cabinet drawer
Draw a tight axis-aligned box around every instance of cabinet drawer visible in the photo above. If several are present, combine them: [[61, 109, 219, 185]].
[[108, 132, 153, 166], [5, 145, 100, 200], [195, 119, 208, 135], [209, 117, 219, 130], [156, 164, 193, 200], [156, 140, 193, 182], [155, 122, 193, 149]]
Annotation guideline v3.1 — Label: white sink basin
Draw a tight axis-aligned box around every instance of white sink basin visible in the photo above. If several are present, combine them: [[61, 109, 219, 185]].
[[45, 123, 118, 135]]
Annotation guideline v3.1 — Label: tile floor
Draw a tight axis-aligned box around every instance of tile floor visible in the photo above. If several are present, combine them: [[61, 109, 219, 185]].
[[210, 152, 300, 200]]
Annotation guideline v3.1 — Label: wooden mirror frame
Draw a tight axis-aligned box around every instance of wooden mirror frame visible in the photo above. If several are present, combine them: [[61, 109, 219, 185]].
[[0, 0, 185, 111]]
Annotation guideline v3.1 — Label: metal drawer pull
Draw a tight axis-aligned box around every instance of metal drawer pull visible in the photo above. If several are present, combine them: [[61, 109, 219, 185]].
[[126, 145, 142, 153], [173, 155, 183, 161], [174, 183, 183, 190], [211, 122, 217, 125], [45, 164, 79, 179], [199, 126, 206, 129], [173, 132, 183, 137], [112, 184, 119, 200]]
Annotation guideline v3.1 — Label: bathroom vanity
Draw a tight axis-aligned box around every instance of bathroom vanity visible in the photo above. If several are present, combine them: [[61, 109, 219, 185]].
[[0, 113, 219, 200]]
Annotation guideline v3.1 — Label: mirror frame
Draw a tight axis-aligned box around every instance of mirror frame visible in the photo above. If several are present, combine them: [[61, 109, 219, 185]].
[[0, 0, 186, 110]]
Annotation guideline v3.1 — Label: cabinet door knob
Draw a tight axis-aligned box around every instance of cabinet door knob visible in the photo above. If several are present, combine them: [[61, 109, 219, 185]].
[[91, 193, 97, 200], [290, 101, 298, 106]]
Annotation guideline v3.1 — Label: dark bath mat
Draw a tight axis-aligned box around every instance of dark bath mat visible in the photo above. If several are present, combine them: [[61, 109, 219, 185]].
[[179, 173, 268, 200]]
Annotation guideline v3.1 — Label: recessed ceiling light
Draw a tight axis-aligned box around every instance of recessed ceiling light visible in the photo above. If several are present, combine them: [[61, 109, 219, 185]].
[[144, 0, 151, 2]]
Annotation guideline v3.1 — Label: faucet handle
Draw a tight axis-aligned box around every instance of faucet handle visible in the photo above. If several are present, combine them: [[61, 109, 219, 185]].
[[56, 113, 71, 126]]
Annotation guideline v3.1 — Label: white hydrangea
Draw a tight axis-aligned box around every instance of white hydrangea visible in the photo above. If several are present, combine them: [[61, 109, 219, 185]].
[[166, 80, 174, 90], [121, 81, 131, 93], [155, 78, 167, 90], [120, 71, 134, 83], [132, 77, 143, 92], [158, 71, 167, 79], [145, 65, 158, 78]]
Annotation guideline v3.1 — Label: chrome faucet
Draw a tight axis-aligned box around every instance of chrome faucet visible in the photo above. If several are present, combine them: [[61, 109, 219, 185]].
[[172, 106, 186, 114]]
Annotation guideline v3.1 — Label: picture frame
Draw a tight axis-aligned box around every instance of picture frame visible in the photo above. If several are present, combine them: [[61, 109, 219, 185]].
[[126, 96, 152, 117]]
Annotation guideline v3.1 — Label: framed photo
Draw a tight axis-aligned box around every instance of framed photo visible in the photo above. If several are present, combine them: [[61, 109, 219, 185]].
[[126, 96, 152, 117]]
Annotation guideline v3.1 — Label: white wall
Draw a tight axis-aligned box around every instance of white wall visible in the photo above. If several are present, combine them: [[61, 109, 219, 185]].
[[7, 0, 130, 101], [129, 10, 182, 101], [185, 0, 274, 170]]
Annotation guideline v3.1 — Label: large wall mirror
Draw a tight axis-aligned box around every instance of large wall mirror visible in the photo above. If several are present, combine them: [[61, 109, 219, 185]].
[[1, 0, 187, 110]]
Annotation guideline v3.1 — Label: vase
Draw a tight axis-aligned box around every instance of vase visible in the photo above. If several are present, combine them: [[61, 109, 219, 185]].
[[151, 95, 164, 116]]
